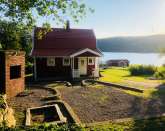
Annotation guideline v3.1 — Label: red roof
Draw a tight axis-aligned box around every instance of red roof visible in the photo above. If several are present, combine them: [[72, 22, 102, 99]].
[[31, 27, 101, 57]]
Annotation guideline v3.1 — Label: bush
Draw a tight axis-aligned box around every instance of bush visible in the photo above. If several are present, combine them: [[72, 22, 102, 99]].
[[128, 65, 157, 76], [154, 67, 165, 79], [25, 61, 33, 75], [0, 95, 6, 109], [0, 123, 85, 131]]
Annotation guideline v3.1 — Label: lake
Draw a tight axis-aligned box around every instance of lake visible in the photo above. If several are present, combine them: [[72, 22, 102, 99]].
[[101, 52, 165, 66]]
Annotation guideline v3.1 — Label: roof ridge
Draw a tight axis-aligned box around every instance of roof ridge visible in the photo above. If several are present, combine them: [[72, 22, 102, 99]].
[[35, 27, 93, 31]]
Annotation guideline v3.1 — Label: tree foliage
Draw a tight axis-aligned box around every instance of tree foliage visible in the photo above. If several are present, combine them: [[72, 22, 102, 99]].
[[160, 48, 165, 55], [0, 20, 32, 54], [0, 0, 92, 28], [0, 0, 91, 53]]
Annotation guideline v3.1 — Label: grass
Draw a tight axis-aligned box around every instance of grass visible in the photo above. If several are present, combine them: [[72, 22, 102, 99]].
[[14, 111, 25, 126], [1, 116, 165, 131], [86, 116, 165, 131], [99, 67, 165, 98], [100, 67, 164, 84]]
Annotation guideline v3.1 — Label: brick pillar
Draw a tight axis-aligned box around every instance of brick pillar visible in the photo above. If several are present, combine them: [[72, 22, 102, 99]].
[[0, 50, 25, 98]]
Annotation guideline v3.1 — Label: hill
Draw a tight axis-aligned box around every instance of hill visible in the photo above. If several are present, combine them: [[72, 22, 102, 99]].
[[97, 35, 165, 53]]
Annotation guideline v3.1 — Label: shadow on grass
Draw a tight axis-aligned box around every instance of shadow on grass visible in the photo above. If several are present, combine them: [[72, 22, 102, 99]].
[[130, 83, 165, 131], [130, 117, 165, 131], [122, 74, 151, 78]]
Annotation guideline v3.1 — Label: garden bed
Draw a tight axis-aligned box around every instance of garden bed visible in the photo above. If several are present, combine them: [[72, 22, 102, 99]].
[[57, 85, 165, 123]]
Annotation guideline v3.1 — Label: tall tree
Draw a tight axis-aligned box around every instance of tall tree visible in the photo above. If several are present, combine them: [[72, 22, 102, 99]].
[[0, 0, 92, 28], [0, 0, 92, 52], [161, 48, 165, 54], [0, 20, 31, 53], [159, 48, 165, 66]]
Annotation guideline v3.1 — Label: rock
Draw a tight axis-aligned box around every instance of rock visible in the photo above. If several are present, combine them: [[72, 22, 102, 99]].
[[65, 82, 72, 87], [4, 108, 16, 127], [0, 95, 7, 109], [0, 111, 4, 124], [0, 95, 16, 127]]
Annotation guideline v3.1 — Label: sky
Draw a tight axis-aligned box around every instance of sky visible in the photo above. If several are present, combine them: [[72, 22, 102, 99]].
[[37, 0, 165, 38]]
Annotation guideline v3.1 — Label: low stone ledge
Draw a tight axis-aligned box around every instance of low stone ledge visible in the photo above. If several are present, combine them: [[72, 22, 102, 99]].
[[65, 82, 72, 87], [96, 81, 143, 93], [43, 100, 81, 125], [42, 86, 81, 125], [60, 100, 81, 125], [25, 108, 31, 126], [81, 80, 88, 87], [25, 104, 67, 126], [41, 95, 60, 101], [84, 79, 143, 93]]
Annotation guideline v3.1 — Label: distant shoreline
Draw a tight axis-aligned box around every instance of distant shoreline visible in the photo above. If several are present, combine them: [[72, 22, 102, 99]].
[[101, 52, 164, 66]]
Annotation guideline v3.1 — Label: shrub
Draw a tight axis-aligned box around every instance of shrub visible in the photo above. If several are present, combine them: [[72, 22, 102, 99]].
[[154, 67, 165, 79], [0, 124, 85, 131], [128, 65, 157, 76], [0, 95, 6, 109], [25, 61, 33, 75]]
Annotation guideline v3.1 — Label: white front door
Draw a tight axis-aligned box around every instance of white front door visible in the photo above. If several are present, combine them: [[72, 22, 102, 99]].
[[79, 57, 87, 75]]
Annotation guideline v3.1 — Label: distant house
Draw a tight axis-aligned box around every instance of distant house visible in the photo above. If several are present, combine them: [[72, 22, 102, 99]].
[[106, 59, 129, 67], [31, 22, 102, 80]]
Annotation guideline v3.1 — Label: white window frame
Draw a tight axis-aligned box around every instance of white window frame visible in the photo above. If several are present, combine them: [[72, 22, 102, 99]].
[[47, 57, 55, 66], [88, 57, 95, 65], [63, 57, 70, 66]]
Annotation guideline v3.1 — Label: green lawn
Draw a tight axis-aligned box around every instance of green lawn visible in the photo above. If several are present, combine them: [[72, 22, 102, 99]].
[[2, 117, 165, 131], [99, 67, 165, 98], [86, 117, 165, 131]]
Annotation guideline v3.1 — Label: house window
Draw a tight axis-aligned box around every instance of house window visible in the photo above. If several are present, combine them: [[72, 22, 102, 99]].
[[88, 58, 95, 65], [47, 58, 55, 66], [10, 65, 21, 79], [63, 57, 70, 66]]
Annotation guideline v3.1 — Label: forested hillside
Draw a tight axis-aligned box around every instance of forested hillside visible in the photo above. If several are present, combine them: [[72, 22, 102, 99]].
[[97, 35, 165, 53]]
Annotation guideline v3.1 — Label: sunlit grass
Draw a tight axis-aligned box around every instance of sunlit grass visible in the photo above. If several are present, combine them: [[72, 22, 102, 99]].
[[100, 67, 164, 83], [99, 67, 165, 98]]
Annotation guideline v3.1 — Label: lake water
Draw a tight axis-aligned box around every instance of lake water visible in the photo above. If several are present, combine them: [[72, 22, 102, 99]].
[[101, 52, 165, 66]]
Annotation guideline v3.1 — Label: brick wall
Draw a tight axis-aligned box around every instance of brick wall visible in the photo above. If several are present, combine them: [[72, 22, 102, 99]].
[[0, 50, 25, 98]]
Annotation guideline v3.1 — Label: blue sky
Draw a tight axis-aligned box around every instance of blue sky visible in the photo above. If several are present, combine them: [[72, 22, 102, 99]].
[[38, 0, 165, 38]]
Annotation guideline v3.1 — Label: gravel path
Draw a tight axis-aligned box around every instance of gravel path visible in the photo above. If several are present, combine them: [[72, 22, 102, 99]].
[[58, 86, 165, 123]]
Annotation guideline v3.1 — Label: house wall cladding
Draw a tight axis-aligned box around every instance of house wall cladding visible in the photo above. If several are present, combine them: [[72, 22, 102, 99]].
[[36, 58, 72, 78], [0, 51, 25, 98], [35, 57, 96, 78]]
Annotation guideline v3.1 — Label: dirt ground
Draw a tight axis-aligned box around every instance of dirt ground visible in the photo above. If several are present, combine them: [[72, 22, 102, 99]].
[[57, 85, 165, 123], [7, 87, 55, 126]]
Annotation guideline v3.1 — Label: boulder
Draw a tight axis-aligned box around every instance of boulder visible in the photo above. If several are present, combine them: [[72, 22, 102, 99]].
[[0, 95, 16, 127]]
